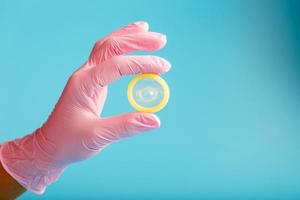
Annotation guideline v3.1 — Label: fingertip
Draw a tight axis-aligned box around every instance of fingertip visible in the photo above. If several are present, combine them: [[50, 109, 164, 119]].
[[135, 112, 161, 128], [151, 56, 172, 74], [161, 58, 172, 73], [161, 34, 167, 45], [152, 33, 167, 50], [146, 113, 161, 127]]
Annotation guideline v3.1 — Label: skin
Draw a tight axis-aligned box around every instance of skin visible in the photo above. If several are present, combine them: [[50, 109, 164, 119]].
[[0, 162, 26, 199]]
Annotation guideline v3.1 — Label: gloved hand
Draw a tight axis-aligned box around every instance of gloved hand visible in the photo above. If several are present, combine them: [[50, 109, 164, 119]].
[[0, 21, 171, 194]]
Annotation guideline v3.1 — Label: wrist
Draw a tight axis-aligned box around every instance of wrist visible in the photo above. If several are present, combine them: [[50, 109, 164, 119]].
[[0, 128, 65, 194], [0, 160, 26, 199]]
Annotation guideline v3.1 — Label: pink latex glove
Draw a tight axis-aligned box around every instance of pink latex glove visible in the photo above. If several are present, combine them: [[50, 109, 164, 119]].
[[0, 21, 171, 194]]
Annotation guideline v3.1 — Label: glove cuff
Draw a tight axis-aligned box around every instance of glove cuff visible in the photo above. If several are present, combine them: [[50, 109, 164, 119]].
[[0, 129, 65, 194]]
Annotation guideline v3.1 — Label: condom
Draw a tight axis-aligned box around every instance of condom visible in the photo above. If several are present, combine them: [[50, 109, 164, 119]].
[[127, 73, 170, 113]]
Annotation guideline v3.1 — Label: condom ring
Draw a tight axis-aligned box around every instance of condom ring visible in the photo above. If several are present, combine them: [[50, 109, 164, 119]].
[[127, 73, 170, 113]]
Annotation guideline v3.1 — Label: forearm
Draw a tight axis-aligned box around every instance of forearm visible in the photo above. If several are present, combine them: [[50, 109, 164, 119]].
[[0, 130, 66, 194], [0, 161, 26, 199]]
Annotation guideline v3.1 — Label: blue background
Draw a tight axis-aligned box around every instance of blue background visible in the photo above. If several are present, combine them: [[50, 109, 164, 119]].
[[1, 0, 300, 199]]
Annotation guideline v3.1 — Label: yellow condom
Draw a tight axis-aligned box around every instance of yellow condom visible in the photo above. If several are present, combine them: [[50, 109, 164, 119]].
[[127, 73, 170, 113]]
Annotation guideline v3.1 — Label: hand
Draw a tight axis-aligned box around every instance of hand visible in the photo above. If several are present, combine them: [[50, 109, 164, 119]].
[[0, 21, 171, 194]]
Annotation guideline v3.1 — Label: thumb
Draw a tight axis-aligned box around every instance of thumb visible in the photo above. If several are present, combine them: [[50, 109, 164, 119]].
[[98, 112, 161, 140]]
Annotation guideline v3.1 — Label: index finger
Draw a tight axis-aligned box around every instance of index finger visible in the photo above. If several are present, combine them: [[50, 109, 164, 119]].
[[91, 55, 171, 86]]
